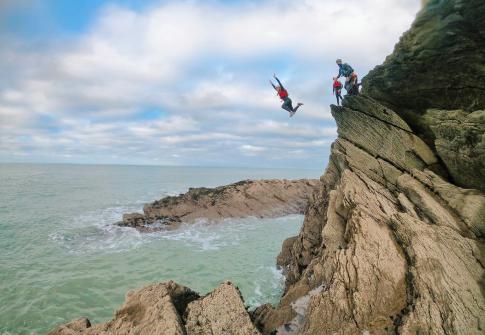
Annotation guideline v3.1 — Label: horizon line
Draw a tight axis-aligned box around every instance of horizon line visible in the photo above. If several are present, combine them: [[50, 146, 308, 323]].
[[0, 161, 324, 171]]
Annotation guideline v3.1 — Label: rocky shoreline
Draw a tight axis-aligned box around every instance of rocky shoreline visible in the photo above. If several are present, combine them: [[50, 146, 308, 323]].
[[49, 1, 485, 334], [49, 281, 260, 335], [118, 179, 320, 231]]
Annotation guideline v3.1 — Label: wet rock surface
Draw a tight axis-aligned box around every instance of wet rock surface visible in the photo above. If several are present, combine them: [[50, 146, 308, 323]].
[[119, 179, 320, 231]]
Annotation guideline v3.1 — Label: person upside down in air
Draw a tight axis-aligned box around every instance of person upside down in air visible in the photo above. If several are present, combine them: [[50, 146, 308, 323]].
[[270, 74, 303, 117]]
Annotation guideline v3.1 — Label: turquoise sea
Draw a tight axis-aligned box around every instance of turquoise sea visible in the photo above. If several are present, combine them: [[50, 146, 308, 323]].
[[0, 164, 321, 334]]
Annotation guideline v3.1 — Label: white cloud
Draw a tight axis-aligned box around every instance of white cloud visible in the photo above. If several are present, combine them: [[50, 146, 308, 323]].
[[129, 116, 199, 138], [237, 120, 336, 138], [0, 0, 421, 167], [240, 144, 267, 156], [161, 132, 240, 145]]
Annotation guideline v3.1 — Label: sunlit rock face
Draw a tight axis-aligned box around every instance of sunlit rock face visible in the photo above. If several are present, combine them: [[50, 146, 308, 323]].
[[49, 281, 262, 335]]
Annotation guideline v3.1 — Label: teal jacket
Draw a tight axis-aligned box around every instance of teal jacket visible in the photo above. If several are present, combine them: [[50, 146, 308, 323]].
[[338, 63, 354, 78]]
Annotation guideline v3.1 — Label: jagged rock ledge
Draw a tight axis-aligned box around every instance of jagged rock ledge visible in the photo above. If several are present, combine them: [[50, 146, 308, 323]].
[[49, 281, 261, 335], [119, 179, 321, 231]]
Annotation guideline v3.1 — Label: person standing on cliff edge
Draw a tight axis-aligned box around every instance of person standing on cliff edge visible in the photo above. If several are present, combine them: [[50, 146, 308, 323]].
[[336, 59, 358, 95], [270, 74, 303, 117], [332, 77, 344, 105]]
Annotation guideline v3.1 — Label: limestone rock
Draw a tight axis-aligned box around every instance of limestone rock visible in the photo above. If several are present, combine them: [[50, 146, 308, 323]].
[[49, 281, 198, 335], [271, 5, 485, 327], [185, 282, 261, 335], [265, 96, 485, 335], [49, 281, 261, 335], [342, 95, 412, 132], [48, 318, 91, 335], [119, 179, 320, 231], [332, 97, 439, 174]]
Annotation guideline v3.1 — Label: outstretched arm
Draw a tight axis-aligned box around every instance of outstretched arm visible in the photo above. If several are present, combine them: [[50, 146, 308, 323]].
[[336, 69, 342, 79], [336, 66, 343, 79], [269, 80, 277, 91], [273, 74, 284, 90]]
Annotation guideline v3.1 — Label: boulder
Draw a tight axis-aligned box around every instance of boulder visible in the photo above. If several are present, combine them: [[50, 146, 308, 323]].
[[49, 282, 261, 335], [185, 282, 261, 335], [49, 281, 199, 335], [48, 318, 91, 335]]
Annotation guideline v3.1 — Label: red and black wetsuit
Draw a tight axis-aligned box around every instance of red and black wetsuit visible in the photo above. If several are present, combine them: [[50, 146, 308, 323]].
[[271, 76, 300, 113], [333, 79, 343, 105]]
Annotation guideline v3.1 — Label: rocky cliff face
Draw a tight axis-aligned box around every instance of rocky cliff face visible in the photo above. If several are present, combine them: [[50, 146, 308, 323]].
[[362, 0, 485, 191], [261, 95, 484, 334], [119, 179, 320, 231]]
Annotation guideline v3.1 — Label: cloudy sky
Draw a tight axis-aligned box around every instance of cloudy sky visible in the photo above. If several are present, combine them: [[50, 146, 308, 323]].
[[0, 0, 421, 168]]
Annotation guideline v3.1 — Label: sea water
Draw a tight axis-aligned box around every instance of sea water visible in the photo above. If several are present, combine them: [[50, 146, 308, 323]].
[[0, 163, 321, 334]]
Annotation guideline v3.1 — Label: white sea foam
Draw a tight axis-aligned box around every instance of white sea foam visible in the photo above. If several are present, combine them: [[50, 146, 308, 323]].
[[156, 221, 226, 251], [50, 207, 297, 254], [49, 204, 145, 254], [246, 266, 286, 308]]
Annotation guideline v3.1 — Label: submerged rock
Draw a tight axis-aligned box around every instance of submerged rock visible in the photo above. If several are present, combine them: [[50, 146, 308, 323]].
[[118, 179, 320, 231], [49, 281, 260, 335]]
